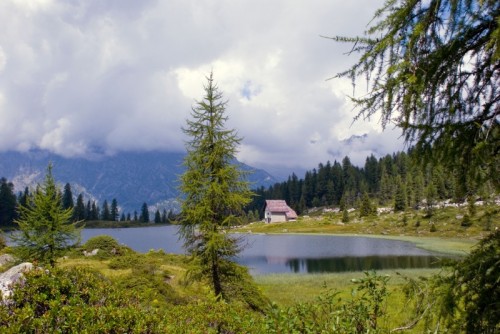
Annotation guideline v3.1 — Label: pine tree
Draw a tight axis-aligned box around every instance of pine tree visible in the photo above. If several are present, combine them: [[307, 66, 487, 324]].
[[342, 207, 349, 223], [359, 192, 375, 217], [110, 199, 119, 221], [12, 164, 80, 266], [0, 178, 17, 226], [85, 200, 91, 220], [140, 203, 149, 223], [101, 200, 110, 221], [331, 0, 500, 190], [73, 194, 85, 221], [154, 209, 161, 224], [91, 201, 99, 221], [62, 183, 74, 210], [179, 72, 253, 300], [394, 176, 407, 212], [425, 182, 437, 217], [18, 187, 30, 209]]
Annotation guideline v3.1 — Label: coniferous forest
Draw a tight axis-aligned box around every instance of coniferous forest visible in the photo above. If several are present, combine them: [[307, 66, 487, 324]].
[[245, 149, 496, 218], [0, 179, 175, 227]]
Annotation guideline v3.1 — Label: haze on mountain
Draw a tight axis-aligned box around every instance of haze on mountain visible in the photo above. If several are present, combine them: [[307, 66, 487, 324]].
[[0, 150, 276, 215]]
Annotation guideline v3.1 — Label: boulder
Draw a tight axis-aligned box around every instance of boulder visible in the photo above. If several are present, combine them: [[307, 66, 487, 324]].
[[83, 249, 99, 257], [0, 254, 15, 266], [0, 262, 34, 300]]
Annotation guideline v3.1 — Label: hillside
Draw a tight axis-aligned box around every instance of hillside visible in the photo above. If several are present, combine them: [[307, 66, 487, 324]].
[[0, 150, 277, 214]]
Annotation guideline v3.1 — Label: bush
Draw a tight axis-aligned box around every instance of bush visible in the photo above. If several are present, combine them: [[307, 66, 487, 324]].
[[461, 214, 472, 227], [0, 267, 166, 333], [82, 235, 130, 258], [108, 254, 141, 269], [400, 230, 500, 333], [263, 271, 390, 333]]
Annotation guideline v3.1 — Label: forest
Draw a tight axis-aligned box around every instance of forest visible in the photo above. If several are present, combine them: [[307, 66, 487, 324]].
[[245, 149, 495, 218], [0, 179, 175, 227]]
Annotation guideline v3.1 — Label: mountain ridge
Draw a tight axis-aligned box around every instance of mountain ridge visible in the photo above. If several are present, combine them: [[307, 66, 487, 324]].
[[0, 150, 277, 214]]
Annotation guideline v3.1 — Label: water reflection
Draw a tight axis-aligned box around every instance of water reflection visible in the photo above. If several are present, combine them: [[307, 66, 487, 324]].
[[286, 255, 442, 273], [236, 255, 443, 275]]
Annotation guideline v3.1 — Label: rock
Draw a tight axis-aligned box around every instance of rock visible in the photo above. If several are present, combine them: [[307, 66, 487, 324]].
[[0, 254, 15, 266], [83, 249, 99, 257], [0, 262, 34, 300]]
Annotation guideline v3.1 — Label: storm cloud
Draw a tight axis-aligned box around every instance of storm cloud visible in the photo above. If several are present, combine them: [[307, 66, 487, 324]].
[[0, 0, 403, 176]]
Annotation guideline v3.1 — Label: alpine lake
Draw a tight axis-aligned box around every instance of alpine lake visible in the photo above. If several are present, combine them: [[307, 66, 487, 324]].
[[82, 225, 448, 275]]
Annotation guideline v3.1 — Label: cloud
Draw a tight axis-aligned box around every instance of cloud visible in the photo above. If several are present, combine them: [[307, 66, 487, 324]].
[[0, 0, 402, 175]]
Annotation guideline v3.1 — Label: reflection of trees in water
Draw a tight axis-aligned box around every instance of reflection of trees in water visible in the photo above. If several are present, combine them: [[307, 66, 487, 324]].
[[286, 256, 444, 273]]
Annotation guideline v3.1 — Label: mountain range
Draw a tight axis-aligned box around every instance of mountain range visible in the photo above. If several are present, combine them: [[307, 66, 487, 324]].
[[0, 150, 277, 214]]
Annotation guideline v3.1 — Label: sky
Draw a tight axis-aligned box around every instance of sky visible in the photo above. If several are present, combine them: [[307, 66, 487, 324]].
[[0, 0, 405, 178]]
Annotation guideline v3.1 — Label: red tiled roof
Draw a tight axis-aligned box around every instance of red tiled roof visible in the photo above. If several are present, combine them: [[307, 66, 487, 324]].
[[285, 210, 298, 219], [265, 200, 298, 219], [265, 200, 289, 212]]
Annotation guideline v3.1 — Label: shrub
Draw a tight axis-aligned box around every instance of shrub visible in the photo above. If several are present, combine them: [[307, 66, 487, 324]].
[[401, 230, 500, 333], [461, 214, 472, 227], [107, 254, 140, 269], [263, 271, 390, 333], [0, 267, 166, 333], [82, 235, 130, 258]]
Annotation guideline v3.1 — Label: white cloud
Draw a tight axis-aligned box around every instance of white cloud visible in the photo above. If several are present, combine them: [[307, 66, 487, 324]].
[[0, 0, 402, 176]]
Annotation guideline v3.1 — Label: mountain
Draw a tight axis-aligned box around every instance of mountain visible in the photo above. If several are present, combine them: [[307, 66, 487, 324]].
[[0, 150, 277, 214], [341, 134, 368, 146]]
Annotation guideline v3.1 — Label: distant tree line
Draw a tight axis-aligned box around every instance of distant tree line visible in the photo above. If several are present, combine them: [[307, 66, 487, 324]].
[[245, 149, 497, 219], [0, 179, 176, 227]]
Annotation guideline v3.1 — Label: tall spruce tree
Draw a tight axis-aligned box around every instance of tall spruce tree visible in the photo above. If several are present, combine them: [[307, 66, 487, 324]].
[[73, 194, 85, 221], [110, 199, 119, 222], [154, 209, 161, 224], [330, 0, 500, 191], [101, 200, 110, 221], [62, 183, 74, 210], [0, 178, 17, 226], [12, 164, 80, 266], [394, 176, 407, 212], [179, 72, 253, 299], [140, 203, 149, 222]]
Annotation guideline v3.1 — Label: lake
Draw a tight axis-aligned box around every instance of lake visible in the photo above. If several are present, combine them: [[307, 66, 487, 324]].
[[82, 225, 445, 275]]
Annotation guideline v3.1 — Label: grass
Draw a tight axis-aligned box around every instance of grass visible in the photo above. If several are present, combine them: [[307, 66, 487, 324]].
[[254, 268, 444, 333], [254, 268, 440, 306]]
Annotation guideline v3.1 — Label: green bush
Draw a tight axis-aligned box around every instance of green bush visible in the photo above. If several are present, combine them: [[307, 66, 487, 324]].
[[400, 230, 500, 333], [0, 267, 166, 333], [107, 254, 141, 269], [461, 214, 472, 227], [263, 271, 390, 333], [82, 235, 130, 258]]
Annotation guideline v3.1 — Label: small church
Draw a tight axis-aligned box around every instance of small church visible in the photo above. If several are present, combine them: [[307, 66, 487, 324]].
[[264, 200, 298, 223]]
